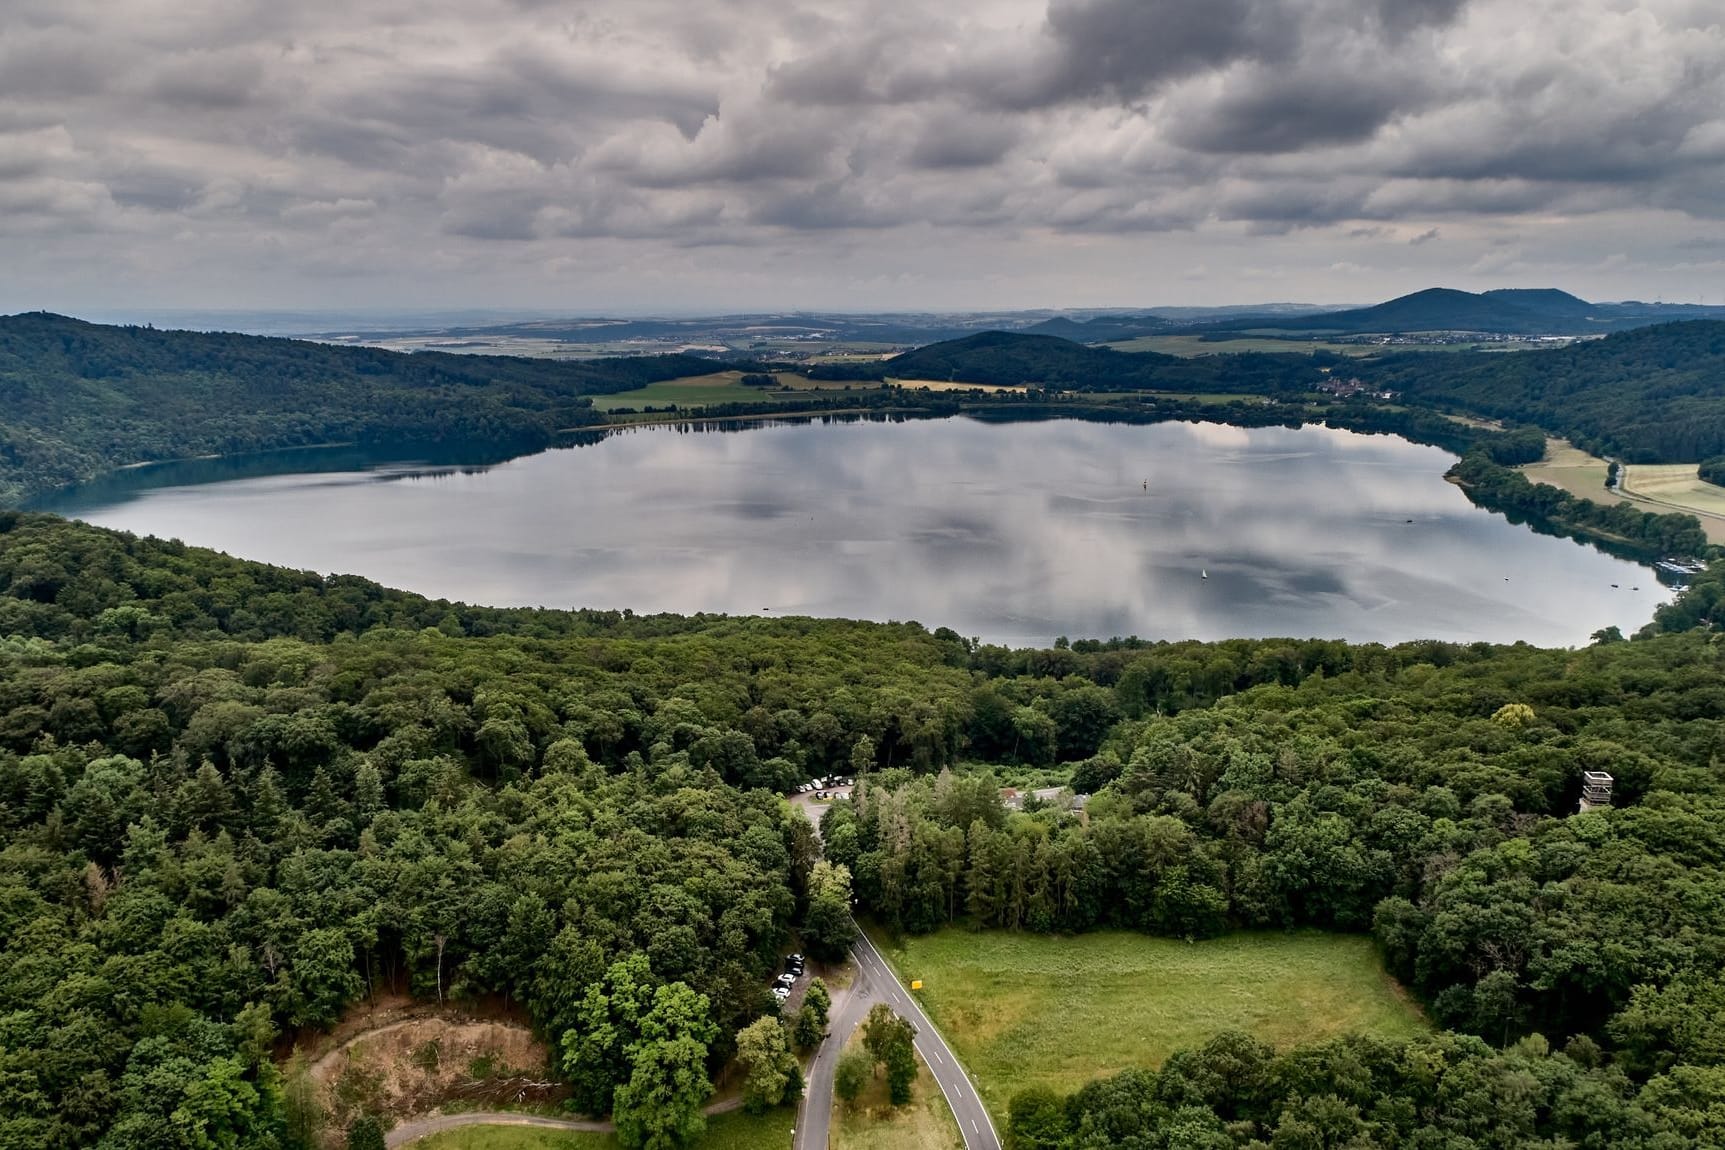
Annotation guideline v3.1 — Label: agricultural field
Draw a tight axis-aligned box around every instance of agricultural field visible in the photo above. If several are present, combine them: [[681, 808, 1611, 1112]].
[[1621, 463, 1725, 523], [886, 378, 1027, 393], [1078, 391, 1271, 405], [587, 371, 812, 413], [872, 929, 1428, 1119], [1518, 437, 1615, 502], [1515, 441, 1725, 544], [831, 1034, 963, 1150]]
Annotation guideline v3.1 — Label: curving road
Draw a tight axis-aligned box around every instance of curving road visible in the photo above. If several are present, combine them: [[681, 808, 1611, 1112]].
[[796, 923, 1000, 1150]]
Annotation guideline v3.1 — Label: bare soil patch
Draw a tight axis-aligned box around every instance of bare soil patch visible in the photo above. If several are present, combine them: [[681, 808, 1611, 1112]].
[[308, 1008, 562, 1139]]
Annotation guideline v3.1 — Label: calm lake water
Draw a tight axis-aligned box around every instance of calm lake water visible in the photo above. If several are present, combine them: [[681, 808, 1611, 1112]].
[[53, 417, 1668, 647]]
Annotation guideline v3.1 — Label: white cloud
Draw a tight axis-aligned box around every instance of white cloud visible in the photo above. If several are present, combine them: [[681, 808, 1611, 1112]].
[[1, 0, 1723, 311]]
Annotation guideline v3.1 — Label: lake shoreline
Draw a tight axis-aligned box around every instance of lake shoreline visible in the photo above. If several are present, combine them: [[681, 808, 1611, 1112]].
[[53, 416, 1672, 649]]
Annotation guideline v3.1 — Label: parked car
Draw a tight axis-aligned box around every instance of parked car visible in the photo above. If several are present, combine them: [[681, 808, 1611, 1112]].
[[771, 986, 790, 1001]]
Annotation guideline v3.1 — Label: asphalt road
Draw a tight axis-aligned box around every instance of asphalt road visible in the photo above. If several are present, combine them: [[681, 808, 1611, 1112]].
[[796, 924, 1001, 1150]]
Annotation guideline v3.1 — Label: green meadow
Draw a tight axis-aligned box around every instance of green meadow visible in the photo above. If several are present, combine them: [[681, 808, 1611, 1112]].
[[873, 928, 1429, 1120]]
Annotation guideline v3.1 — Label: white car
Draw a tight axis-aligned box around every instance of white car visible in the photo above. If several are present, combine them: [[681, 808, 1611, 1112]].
[[771, 986, 791, 1000]]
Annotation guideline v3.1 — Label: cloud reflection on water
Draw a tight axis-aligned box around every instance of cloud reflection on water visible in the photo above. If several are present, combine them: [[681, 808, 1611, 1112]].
[[71, 417, 1669, 648]]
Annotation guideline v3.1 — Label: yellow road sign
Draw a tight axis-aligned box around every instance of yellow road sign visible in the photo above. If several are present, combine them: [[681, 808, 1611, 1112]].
[[910, 979, 923, 990]]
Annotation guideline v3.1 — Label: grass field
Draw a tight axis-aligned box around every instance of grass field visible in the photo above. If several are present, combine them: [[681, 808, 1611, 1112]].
[[1621, 464, 1725, 523], [831, 1033, 963, 1150], [588, 371, 885, 414], [1441, 413, 1504, 430], [871, 928, 1427, 1119], [588, 372, 799, 412], [412, 1108, 794, 1150], [1514, 441, 1725, 545], [887, 378, 1027, 393], [1078, 391, 1269, 404], [1519, 438, 1615, 503]]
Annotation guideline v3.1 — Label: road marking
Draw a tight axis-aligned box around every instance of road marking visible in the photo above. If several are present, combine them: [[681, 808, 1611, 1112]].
[[972, 1120, 980, 1134], [932, 1048, 944, 1065]]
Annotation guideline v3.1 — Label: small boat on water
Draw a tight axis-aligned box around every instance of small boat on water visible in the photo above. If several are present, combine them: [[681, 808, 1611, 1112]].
[[1201, 569, 1209, 580]]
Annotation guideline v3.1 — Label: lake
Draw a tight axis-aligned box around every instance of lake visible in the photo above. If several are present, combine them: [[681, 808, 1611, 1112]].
[[49, 417, 1669, 648]]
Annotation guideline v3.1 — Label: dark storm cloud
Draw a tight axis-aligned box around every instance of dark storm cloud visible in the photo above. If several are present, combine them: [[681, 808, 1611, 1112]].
[[1022, 0, 1467, 109], [1035, 0, 1287, 104], [906, 114, 1022, 169], [1, 0, 1723, 307], [1171, 67, 1428, 155]]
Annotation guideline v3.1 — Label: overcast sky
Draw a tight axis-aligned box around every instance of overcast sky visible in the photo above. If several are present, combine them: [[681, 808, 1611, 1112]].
[[4, 0, 1725, 314]]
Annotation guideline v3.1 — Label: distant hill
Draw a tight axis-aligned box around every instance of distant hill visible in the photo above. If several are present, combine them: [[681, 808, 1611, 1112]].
[[1022, 304, 1343, 344], [872, 330, 1325, 392], [1370, 320, 1725, 460], [1194, 287, 1725, 337], [1021, 315, 1172, 342], [882, 321, 1725, 466], [0, 312, 721, 505]]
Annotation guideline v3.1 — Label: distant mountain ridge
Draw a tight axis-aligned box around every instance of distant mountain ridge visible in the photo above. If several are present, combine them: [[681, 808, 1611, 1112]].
[[1190, 287, 1725, 337]]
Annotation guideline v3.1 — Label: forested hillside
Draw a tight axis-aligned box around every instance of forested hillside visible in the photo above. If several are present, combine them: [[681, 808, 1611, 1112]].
[[2, 512, 1725, 1146], [8, 314, 1725, 519], [812, 330, 1327, 392], [0, 313, 719, 505], [1370, 321, 1725, 461], [1194, 287, 1725, 336]]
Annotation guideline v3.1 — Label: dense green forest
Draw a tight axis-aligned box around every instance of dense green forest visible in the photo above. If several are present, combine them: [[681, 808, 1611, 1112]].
[[0, 314, 720, 505], [808, 330, 1328, 393], [1007, 1028, 1725, 1149], [1447, 452, 1711, 559], [0, 513, 1724, 1146], [1367, 321, 1725, 462], [6, 313, 1725, 1148]]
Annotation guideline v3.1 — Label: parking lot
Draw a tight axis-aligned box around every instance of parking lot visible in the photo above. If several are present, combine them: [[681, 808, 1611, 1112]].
[[787, 776, 854, 832]]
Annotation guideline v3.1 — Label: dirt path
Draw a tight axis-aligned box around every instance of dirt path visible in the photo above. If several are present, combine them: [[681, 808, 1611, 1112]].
[[386, 1096, 745, 1147], [309, 1016, 443, 1083]]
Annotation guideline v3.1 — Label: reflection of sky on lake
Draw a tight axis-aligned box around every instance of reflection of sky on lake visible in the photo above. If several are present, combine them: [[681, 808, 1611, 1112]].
[[65, 418, 1670, 647]]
